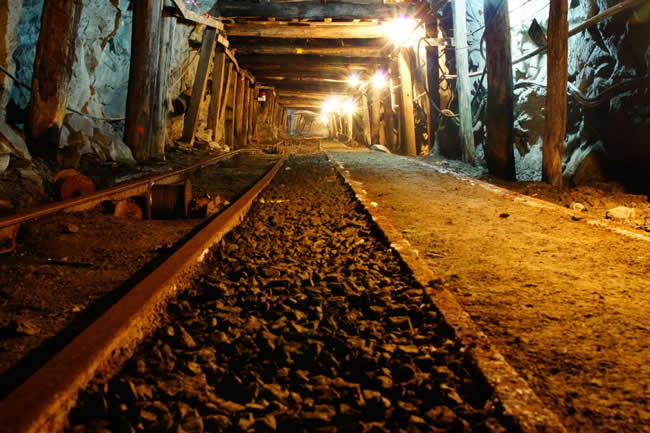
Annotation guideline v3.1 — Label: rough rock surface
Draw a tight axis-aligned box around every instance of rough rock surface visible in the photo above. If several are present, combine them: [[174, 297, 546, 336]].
[[451, 0, 650, 192]]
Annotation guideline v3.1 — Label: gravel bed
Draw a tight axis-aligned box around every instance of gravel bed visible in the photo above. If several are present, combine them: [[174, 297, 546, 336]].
[[67, 154, 512, 433]]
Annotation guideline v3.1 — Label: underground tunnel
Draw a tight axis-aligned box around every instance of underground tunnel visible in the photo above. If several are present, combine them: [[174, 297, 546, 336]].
[[0, 0, 649, 432]]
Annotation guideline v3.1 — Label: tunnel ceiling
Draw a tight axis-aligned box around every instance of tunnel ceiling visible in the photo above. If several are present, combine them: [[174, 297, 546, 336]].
[[213, 0, 436, 111]]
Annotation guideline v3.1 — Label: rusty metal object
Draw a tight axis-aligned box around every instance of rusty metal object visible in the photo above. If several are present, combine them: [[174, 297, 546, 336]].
[[149, 178, 192, 219], [0, 154, 286, 433], [327, 153, 568, 433], [0, 149, 257, 230]]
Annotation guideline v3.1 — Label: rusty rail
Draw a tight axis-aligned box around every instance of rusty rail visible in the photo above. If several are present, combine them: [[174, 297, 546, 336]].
[[0, 149, 259, 230], [0, 154, 287, 433]]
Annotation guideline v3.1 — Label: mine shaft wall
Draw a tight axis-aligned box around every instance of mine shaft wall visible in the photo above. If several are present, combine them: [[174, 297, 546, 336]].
[[448, 0, 650, 192], [0, 0, 203, 161]]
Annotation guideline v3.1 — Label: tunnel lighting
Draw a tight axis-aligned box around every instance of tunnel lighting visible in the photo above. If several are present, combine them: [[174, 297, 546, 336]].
[[384, 17, 424, 47], [320, 114, 329, 124], [342, 98, 356, 115], [372, 71, 387, 89], [347, 73, 362, 88], [322, 96, 339, 115]]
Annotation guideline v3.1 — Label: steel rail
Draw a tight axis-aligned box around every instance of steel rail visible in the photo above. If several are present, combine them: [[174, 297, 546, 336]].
[[0, 153, 287, 433], [0, 149, 259, 230]]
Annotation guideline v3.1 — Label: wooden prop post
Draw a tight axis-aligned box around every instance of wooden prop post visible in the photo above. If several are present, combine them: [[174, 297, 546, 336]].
[[452, 0, 476, 163], [542, 0, 568, 186], [484, 0, 515, 179], [27, 0, 83, 159]]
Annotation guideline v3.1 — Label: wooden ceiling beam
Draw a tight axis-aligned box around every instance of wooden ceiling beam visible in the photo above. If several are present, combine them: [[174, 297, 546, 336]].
[[225, 23, 388, 39], [271, 82, 349, 93], [257, 75, 348, 83], [217, 1, 415, 21], [234, 44, 386, 57], [236, 54, 382, 66]]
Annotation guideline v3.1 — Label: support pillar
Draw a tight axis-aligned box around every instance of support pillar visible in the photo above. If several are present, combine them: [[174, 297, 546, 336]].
[[27, 0, 83, 159], [181, 27, 217, 146], [208, 49, 227, 141], [425, 19, 441, 154], [484, 0, 515, 179], [398, 48, 416, 156], [543, 0, 568, 187], [361, 92, 372, 145], [452, 0, 476, 163], [151, 11, 176, 158]]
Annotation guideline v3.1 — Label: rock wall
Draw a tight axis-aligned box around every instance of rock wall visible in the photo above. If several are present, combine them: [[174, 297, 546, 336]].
[[0, 0, 201, 168], [448, 0, 650, 193]]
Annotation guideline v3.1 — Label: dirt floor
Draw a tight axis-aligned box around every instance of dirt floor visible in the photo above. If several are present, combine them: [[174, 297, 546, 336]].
[[422, 154, 650, 233], [0, 152, 278, 396], [326, 142, 650, 433]]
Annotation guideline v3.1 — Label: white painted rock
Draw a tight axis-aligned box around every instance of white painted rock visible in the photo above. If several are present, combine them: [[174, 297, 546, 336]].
[[606, 206, 635, 221], [570, 202, 586, 212], [0, 119, 31, 161], [370, 144, 391, 154]]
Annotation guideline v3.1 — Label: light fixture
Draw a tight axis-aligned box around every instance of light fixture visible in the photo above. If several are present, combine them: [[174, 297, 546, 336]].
[[347, 73, 361, 87], [342, 98, 356, 115], [322, 96, 339, 115], [371, 71, 387, 89], [320, 114, 329, 123], [383, 16, 424, 48]]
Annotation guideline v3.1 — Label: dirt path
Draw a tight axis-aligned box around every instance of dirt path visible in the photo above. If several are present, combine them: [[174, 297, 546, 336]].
[[326, 143, 650, 433]]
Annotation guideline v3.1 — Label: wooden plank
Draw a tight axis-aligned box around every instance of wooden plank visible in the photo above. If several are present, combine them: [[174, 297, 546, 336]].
[[27, 0, 83, 159], [242, 85, 250, 146], [225, 22, 387, 39], [238, 54, 380, 67], [347, 111, 354, 142], [125, 0, 161, 161], [388, 57, 400, 150], [218, 63, 234, 128], [235, 44, 385, 57], [361, 93, 372, 145], [227, 73, 238, 146], [181, 27, 217, 146], [217, 1, 415, 20], [371, 87, 381, 145], [542, 0, 568, 187], [207, 49, 227, 140], [397, 49, 416, 156], [452, 0, 475, 163], [225, 48, 240, 72], [170, 0, 224, 30], [484, 0, 515, 179], [424, 18, 440, 154], [234, 74, 246, 147], [425, 45, 440, 150], [151, 14, 176, 158]]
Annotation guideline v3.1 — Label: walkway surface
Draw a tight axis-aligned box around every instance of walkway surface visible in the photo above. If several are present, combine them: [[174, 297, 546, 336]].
[[324, 142, 650, 433]]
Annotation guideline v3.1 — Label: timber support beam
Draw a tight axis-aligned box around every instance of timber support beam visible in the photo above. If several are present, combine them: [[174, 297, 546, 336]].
[[27, 0, 83, 160], [542, 0, 568, 186]]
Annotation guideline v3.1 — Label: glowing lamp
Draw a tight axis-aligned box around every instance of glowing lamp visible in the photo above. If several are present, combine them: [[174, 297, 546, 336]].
[[347, 73, 361, 87], [342, 98, 356, 115], [384, 17, 423, 48], [371, 71, 387, 89]]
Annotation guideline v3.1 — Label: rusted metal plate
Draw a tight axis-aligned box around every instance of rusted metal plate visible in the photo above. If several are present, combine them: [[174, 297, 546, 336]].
[[0, 155, 286, 433]]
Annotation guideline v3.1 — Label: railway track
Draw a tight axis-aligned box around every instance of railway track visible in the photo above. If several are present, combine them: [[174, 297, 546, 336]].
[[0, 149, 564, 433], [0, 149, 263, 230]]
